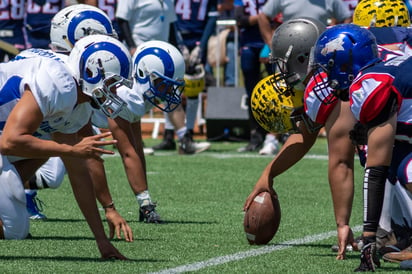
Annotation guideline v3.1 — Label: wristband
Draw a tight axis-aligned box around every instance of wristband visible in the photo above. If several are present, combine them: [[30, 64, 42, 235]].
[[103, 201, 115, 209]]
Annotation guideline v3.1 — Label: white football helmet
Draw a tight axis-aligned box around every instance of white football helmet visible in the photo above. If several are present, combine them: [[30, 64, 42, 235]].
[[133, 40, 185, 112], [50, 4, 116, 53], [66, 34, 132, 119]]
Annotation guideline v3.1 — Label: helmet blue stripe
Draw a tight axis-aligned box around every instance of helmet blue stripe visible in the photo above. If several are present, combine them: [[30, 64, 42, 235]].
[[67, 10, 113, 45], [80, 41, 130, 84], [134, 47, 175, 78]]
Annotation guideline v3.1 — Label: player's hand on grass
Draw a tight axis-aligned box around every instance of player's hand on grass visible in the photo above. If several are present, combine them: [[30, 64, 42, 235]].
[[243, 177, 277, 211], [97, 240, 128, 260], [73, 132, 117, 161], [105, 208, 134, 242], [336, 225, 357, 260]]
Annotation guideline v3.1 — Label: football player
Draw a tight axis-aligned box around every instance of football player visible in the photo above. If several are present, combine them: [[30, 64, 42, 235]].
[[310, 23, 412, 271], [244, 17, 359, 260], [24, 4, 183, 224], [0, 34, 133, 259]]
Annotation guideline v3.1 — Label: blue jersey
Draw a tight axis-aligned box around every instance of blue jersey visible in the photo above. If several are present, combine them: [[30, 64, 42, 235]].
[[175, 0, 218, 49], [234, 0, 267, 47], [25, 0, 65, 49], [0, 0, 25, 48]]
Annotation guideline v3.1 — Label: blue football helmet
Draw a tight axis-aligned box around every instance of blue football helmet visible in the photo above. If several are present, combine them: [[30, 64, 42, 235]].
[[133, 40, 185, 112], [309, 24, 381, 104]]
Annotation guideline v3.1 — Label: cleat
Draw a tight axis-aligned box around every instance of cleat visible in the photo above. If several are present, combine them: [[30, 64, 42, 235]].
[[153, 129, 176, 150], [259, 137, 279, 155], [178, 130, 210, 154], [143, 147, 155, 155], [354, 240, 380, 272], [193, 141, 211, 153], [237, 142, 261, 152], [139, 203, 162, 223], [25, 192, 47, 220], [152, 139, 176, 150], [383, 245, 412, 263]]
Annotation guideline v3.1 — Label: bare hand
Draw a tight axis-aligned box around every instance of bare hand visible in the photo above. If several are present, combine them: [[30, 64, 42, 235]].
[[105, 209, 134, 242], [73, 132, 117, 160], [243, 177, 277, 211], [97, 240, 128, 260], [336, 225, 357, 260]]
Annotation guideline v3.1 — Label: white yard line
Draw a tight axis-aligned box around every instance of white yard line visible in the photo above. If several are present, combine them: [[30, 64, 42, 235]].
[[148, 225, 362, 274]]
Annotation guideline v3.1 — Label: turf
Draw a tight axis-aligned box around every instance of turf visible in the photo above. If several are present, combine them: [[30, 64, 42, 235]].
[[0, 138, 406, 273]]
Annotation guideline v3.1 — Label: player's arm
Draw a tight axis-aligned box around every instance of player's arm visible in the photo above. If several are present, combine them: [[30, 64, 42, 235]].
[[0, 89, 116, 159], [325, 101, 356, 259], [77, 121, 133, 242], [244, 123, 319, 210], [53, 131, 127, 260], [108, 117, 148, 191], [257, 11, 275, 46]]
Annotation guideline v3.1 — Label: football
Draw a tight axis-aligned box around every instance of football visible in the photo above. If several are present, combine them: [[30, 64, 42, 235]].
[[243, 191, 281, 245]]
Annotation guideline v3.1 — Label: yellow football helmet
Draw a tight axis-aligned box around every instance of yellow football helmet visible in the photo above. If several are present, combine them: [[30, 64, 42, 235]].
[[353, 0, 411, 27], [183, 64, 205, 97], [251, 74, 306, 134]]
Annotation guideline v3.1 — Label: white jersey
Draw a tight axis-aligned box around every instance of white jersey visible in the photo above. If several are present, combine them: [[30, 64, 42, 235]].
[[0, 54, 92, 136], [115, 0, 176, 46]]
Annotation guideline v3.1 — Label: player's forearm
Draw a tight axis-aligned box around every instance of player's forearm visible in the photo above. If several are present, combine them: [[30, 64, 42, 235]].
[[64, 159, 108, 241], [86, 158, 114, 208], [267, 130, 318, 178], [0, 134, 73, 158], [257, 13, 274, 46]]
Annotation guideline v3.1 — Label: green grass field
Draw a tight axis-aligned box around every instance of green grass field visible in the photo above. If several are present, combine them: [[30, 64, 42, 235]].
[[0, 138, 407, 273]]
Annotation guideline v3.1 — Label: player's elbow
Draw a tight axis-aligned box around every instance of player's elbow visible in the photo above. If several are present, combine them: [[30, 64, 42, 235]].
[[0, 137, 19, 155]]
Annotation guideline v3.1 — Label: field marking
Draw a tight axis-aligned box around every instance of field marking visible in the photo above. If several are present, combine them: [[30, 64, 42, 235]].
[[104, 152, 330, 160], [148, 225, 362, 274]]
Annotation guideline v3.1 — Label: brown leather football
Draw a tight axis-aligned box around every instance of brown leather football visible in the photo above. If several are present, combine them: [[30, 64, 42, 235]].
[[244, 191, 281, 245]]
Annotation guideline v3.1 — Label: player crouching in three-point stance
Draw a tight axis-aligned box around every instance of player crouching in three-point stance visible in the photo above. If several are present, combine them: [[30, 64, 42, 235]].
[[309, 24, 412, 271], [0, 34, 133, 259]]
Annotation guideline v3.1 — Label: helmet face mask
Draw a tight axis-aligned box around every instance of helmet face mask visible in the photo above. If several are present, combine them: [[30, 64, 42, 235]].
[[90, 74, 133, 118], [133, 40, 186, 113], [142, 70, 185, 112], [67, 34, 132, 119]]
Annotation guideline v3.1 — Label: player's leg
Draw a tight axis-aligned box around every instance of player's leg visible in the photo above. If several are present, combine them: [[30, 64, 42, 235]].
[[0, 156, 30, 239]]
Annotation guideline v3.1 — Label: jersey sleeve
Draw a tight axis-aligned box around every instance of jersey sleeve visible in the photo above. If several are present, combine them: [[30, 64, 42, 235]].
[[31, 60, 77, 118], [350, 72, 396, 124]]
